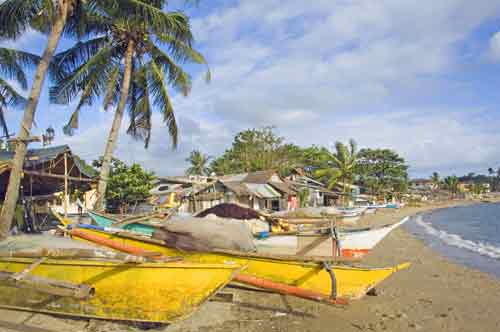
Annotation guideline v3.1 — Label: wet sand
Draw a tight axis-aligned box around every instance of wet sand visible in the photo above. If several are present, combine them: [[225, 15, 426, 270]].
[[1, 200, 500, 332]]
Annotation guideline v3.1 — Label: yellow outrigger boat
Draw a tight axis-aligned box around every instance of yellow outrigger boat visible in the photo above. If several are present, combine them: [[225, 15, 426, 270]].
[[0, 235, 241, 323], [69, 225, 410, 301]]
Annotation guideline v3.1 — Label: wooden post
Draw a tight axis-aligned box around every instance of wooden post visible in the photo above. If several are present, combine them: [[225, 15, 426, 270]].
[[63, 152, 68, 218]]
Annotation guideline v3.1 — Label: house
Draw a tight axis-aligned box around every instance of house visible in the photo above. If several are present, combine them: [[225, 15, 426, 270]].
[[409, 179, 436, 191], [188, 170, 296, 213], [286, 168, 339, 207], [0, 145, 97, 225]]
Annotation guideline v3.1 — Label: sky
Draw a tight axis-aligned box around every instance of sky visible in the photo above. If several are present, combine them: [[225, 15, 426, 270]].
[[2, 0, 500, 178]]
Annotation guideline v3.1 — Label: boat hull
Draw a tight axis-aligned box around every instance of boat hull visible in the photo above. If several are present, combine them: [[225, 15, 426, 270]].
[[88, 211, 155, 236], [0, 257, 239, 323], [70, 227, 409, 300], [255, 217, 409, 258]]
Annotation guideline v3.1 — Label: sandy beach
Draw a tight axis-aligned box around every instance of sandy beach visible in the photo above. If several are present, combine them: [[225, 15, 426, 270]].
[[1, 201, 499, 332]]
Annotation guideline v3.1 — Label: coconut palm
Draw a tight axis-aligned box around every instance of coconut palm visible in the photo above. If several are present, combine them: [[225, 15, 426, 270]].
[[430, 171, 440, 191], [49, 1, 209, 210], [443, 175, 459, 198], [0, 0, 116, 236], [0, 48, 40, 140], [185, 150, 211, 176], [314, 139, 358, 205]]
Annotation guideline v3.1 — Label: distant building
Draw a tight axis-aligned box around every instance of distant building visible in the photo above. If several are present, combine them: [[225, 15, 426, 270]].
[[151, 170, 296, 213], [286, 168, 339, 207]]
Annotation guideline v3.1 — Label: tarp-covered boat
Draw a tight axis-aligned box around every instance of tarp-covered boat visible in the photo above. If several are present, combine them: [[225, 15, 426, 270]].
[[0, 235, 240, 323]]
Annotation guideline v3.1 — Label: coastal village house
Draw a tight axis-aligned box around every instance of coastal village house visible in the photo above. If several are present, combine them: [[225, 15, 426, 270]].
[[0, 145, 97, 227], [285, 168, 339, 206], [153, 171, 296, 213]]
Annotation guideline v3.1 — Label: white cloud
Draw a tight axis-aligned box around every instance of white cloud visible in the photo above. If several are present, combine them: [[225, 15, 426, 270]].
[[47, 1, 500, 177], [489, 31, 500, 61]]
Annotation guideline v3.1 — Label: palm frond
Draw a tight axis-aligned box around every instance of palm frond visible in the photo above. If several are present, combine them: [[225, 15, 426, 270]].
[[0, 0, 50, 39], [50, 42, 117, 105], [147, 60, 178, 147], [0, 47, 40, 89], [0, 78, 27, 108], [0, 107, 10, 137], [150, 44, 192, 96], [115, 0, 193, 43]]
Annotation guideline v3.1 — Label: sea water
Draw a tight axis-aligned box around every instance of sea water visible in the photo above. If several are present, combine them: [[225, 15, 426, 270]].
[[404, 203, 500, 278]]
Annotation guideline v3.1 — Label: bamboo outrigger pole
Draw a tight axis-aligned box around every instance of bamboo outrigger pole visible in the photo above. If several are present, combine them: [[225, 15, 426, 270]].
[[64, 151, 68, 218]]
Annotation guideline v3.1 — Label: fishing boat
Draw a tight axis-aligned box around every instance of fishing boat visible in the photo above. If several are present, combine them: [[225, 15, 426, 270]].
[[88, 210, 162, 236], [0, 235, 240, 323], [67, 224, 410, 301], [254, 217, 409, 258]]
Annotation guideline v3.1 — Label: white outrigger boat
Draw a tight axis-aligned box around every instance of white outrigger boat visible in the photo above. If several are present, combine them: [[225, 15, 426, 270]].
[[254, 217, 408, 258]]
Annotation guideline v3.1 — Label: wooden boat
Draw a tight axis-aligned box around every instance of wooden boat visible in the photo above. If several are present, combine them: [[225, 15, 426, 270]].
[[254, 217, 409, 258], [88, 210, 161, 236], [68, 225, 410, 300], [0, 235, 240, 323]]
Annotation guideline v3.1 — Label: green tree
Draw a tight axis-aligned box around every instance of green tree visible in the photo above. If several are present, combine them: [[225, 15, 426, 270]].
[[93, 158, 155, 214], [443, 175, 459, 198], [356, 148, 408, 198], [0, 0, 123, 237], [471, 183, 485, 196], [50, 1, 209, 211], [185, 150, 211, 176], [430, 172, 440, 190], [0, 48, 39, 139], [210, 127, 303, 176], [314, 139, 358, 204]]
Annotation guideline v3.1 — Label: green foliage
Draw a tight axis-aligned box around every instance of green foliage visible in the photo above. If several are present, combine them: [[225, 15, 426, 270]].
[[357, 148, 408, 198], [94, 158, 155, 212], [49, 0, 209, 148], [443, 175, 459, 197], [0, 47, 40, 138], [298, 188, 310, 208], [209, 127, 304, 176], [185, 150, 211, 176], [314, 139, 358, 203], [430, 172, 440, 189]]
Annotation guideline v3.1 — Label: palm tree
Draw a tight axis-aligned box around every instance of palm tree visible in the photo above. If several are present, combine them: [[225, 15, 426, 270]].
[[430, 172, 440, 191], [0, 0, 114, 237], [443, 175, 459, 198], [50, 1, 209, 211], [314, 139, 358, 205], [185, 150, 211, 176], [0, 48, 40, 140]]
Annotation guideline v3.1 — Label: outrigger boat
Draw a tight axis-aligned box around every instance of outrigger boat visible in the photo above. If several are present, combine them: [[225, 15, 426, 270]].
[[65, 223, 410, 302], [0, 235, 240, 323], [255, 217, 409, 258]]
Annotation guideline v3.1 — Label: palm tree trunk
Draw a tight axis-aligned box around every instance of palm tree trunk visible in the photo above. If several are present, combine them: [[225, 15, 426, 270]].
[[0, 1, 69, 240], [95, 40, 135, 211]]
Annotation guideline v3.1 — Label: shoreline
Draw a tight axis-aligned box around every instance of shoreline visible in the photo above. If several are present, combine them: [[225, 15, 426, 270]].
[[1, 200, 499, 331]]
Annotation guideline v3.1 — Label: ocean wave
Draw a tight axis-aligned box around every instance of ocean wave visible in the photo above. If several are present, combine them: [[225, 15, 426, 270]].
[[415, 216, 500, 260]]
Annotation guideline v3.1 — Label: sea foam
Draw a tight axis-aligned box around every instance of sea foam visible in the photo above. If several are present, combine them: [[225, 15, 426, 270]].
[[415, 216, 500, 260]]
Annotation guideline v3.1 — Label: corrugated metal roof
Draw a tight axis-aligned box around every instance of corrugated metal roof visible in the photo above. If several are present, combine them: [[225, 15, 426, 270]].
[[245, 183, 281, 199]]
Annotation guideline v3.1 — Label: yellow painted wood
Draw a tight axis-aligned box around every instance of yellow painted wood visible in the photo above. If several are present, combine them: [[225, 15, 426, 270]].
[[73, 229, 409, 299], [0, 257, 240, 323]]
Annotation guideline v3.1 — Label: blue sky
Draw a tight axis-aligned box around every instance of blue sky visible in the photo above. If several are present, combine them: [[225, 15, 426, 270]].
[[2, 0, 500, 178]]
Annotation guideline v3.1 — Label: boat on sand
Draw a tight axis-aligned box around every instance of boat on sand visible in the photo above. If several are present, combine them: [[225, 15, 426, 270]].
[[255, 218, 409, 258], [67, 223, 410, 301], [0, 235, 240, 323]]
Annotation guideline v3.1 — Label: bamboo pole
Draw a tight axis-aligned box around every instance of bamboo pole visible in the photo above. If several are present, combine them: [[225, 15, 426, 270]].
[[63, 152, 68, 218], [22, 170, 96, 182], [233, 274, 348, 305], [67, 228, 183, 262], [0, 270, 93, 299]]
